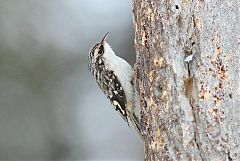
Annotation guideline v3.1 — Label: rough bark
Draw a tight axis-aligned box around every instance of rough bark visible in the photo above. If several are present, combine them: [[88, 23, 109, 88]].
[[132, 0, 240, 160]]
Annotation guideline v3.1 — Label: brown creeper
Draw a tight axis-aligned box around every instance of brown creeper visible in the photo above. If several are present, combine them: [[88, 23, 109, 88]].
[[88, 33, 142, 139]]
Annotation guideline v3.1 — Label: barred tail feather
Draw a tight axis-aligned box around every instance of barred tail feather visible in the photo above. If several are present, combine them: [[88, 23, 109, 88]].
[[127, 110, 144, 142]]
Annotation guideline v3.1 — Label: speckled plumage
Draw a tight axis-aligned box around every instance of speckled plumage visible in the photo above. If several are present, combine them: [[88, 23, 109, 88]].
[[88, 33, 143, 141], [88, 33, 134, 123]]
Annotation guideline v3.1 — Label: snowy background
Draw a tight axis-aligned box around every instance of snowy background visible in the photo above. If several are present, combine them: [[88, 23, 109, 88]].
[[0, 0, 143, 160]]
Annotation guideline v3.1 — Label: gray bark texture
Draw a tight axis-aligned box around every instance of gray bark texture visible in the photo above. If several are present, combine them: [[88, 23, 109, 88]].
[[132, 0, 240, 160]]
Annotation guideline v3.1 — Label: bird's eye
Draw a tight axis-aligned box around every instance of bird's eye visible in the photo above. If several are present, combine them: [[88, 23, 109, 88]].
[[98, 45, 104, 54]]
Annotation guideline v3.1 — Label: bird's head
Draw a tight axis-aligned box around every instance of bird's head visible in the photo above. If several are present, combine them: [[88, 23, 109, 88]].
[[88, 32, 114, 71]]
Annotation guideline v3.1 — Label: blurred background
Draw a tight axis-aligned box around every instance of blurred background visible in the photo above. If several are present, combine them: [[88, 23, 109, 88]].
[[0, 0, 143, 160]]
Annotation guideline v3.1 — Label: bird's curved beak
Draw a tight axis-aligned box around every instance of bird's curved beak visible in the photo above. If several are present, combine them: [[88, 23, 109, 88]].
[[100, 32, 110, 45]]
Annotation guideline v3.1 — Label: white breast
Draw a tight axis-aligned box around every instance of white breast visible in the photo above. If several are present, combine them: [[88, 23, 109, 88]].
[[103, 43, 134, 102]]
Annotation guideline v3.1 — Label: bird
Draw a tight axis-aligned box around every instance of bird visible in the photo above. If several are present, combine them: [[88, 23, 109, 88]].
[[88, 32, 142, 140]]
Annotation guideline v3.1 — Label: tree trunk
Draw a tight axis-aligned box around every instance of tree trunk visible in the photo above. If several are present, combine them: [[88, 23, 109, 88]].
[[132, 0, 240, 160]]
